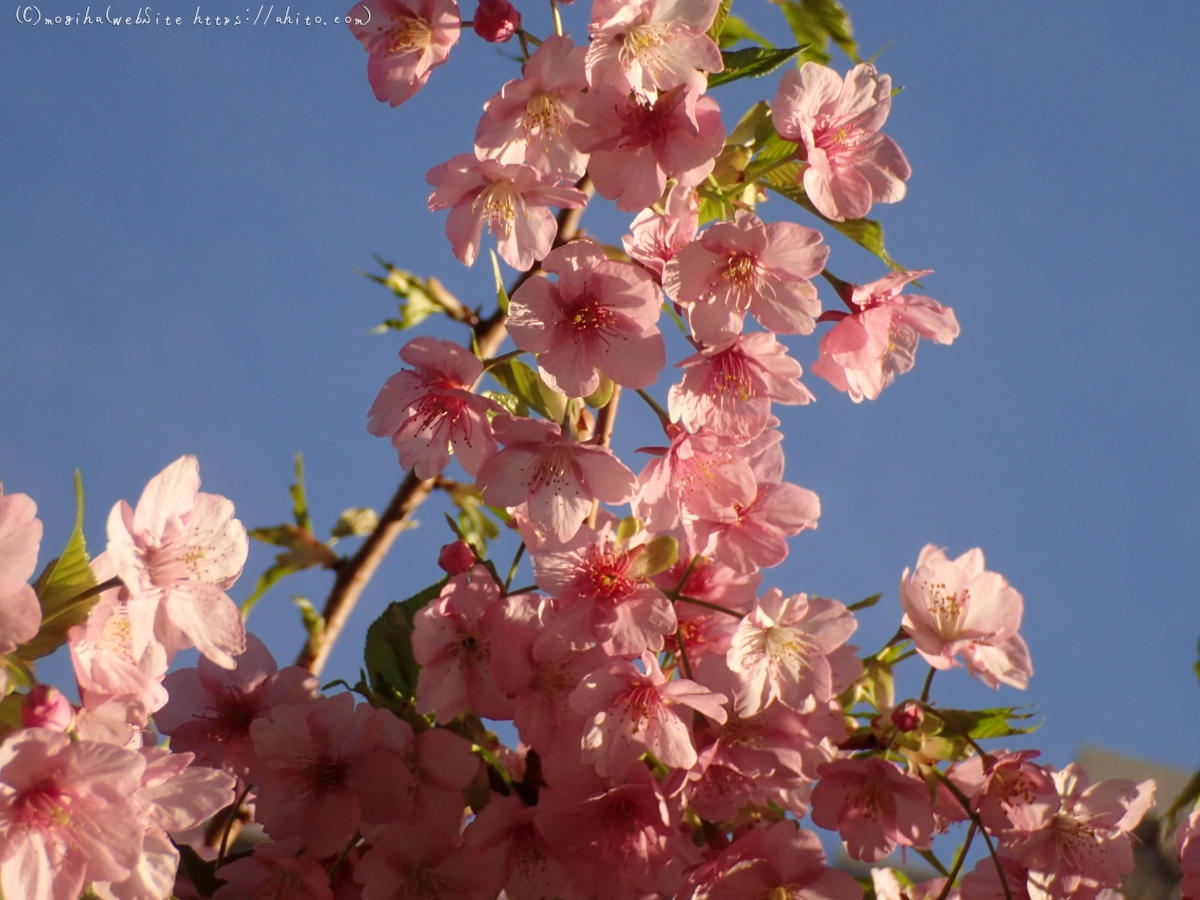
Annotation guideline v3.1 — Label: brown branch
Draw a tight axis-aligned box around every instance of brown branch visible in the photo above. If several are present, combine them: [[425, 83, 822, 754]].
[[295, 177, 594, 675]]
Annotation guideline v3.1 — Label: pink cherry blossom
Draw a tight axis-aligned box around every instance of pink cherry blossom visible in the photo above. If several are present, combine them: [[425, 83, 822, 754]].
[[534, 763, 676, 899], [0, 728, 146, 900], [0, 483, 43, 654], [571, 82, 725, 213], [438, 539, 477, 574], [1177, 810, 1200, 900], [961, 853, 1033, 900], [412, 564, 516, 722], [155, 631, 318, 777], [472, 0, 519, 42], [94, 747, 235, 900], [70, 553, 167, 725], [529, 520, 677, 657], [464, 794, 571, 900], [1008, 764, 1154, 900], [899, 544, 1032, 689], [772, 61, 911, 221], [669, 331, 813, 439], [683, 819, 862, 900], [354, 821, 501, 900], [570, 652, 727, 775], [811, 757, 937, 861], [21, 686, 74, 732], [632, 427, 761, 533], [474, 35, 589, 182], [955, 750, 1061, 837], [873, 868, 951, 900], [690, 479, 821, 574], [426, 154, 588, 270], [476, 415, 638, 542], [507, 240, 665, 398], [664, 210, 828, 343], [348, 0, 460, 107], [214, 838, 333, 900], [367, 336, 506, 478], [622, 183, 699, 280], [585, 0, 723, 101], [106, 455, 248, 669], [250, 692, 418, 858], [726, 588, 858, 716], [812, 269, 960, 402]]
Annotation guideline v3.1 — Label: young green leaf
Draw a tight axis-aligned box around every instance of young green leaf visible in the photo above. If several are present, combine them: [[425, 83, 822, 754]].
[[490, 250, 510, 314], [289, 452, 311, 532], [363, 578, 450, 704], [19, 471, 98, 660], [717, 14, 771, 48], [708, 46, 804, 88], [488, 359, 568, 423]]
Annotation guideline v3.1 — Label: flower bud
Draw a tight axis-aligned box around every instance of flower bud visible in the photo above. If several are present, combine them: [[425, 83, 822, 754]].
[[438, 540, 477, 575], [891, 701, 925, 733], [473, 0, 521, 43], [21, 685, 74, 732]]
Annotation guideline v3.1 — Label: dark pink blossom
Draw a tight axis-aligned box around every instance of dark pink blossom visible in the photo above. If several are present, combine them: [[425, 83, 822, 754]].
[[811, 757, 937, 861], [622, 183, 699, 280], [812, 269, 960, 402], [1178, 810, 1200, 900], [464, 794, 571, 900], [368, 336, 506, 479], [477, 415, 638, 542], [427, 154, 588, 270], [570, 652, 727, 775], [690, 479, 821, 574], [250, 692, 417, 858], [214, 838, 332, 900], [155, 631, 318, 778], [20, 686, 73, 733], [349, 0, 460, 107], [507, 240, 665, 398], [529, 522, 677, 657], [669, 331, 813, 440], [664, 210, 828, 343], [772, 61, 911, 221], [571, 83, 724, 213], [354, 821, 501, 900], [412, 564, 516, 722], [474, 35, 589, 182], [585, 0, 723, 101], [472, 0, 519, 42]]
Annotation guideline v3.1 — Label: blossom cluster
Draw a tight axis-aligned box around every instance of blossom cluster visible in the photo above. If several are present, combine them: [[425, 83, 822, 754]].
[[0, 0, 1195, 898]]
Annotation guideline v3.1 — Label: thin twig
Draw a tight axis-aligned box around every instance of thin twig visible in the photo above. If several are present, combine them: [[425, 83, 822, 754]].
[[675, 627, 695, 680], [504, 543, 526, 591], [294, 179, 594, 674], [216, 783, 253, 867], [919, 666, 936, 702], [675, 594, 745, 619], [934, 821, 977, 900]]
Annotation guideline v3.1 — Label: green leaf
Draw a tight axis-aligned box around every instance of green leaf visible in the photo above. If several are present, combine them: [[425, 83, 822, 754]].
[[488, 359, 568, 424], [490, 250, 510, 314], [706, 0, 732, 44], [661, 302, 688, 333], [726, 101, 775, 148], [289, 452, 311, 532], [932, 706, 1040, 741], [708, 46, 804, 89], [440, 482, 502, 553], [777, 0, 858, 66], [1164, 769, 1200, 828], [761, 163, 902, 267], [717, 14, 771, 48], [847, 593, 882, 612], [240, 563, 296, 619], [364, 257, 443, 332], [363, 578, 450, 705], [331, 507, 379, 540], [19, 471, 98, 660], [481, 390, 528, 418], [583, 373, 615, 409]]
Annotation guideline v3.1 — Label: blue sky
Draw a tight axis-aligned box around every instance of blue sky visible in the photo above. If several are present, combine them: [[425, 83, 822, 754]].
[[3, 0, 1199, 790]]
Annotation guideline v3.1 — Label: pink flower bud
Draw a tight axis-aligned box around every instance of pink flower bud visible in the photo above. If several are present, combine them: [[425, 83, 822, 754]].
[[21, 685, 74, 732], [438, 540, 477, 575], [891, 701, 924, 733], [473, 0, 520, 43]]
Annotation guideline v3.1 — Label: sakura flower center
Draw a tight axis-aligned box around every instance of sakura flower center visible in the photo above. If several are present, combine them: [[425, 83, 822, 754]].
[[205, 686, 260, 740], [12, 778, 69, 831], [580, 544, 637, 601], [811, 115, 866, 167], [721, 253, 764, 309], [706, 351, 760, 402], [524, 93, 569, 143], [617, 684, 665, 733], [618, 24, 675, 79], [921, 579, 970, 639], [763, 625, 818, 678], [564, 292, 621, 340], [472, 182, 527, 239], [382, 14, 432, 58], [301, 751, 350, 797]]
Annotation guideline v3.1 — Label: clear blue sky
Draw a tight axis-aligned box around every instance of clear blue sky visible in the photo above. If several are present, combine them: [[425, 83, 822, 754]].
[[3, 0, 1199, 782]]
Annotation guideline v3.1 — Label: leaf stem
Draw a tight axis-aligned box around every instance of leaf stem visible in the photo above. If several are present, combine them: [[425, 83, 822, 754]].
[[933, 821, 977, 900], [217, 783, 254, 868], [504, 543, 526, 591], [919, 666, 936, 703], [674, 594, 745, 619], [634, 388, 671, 430]]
